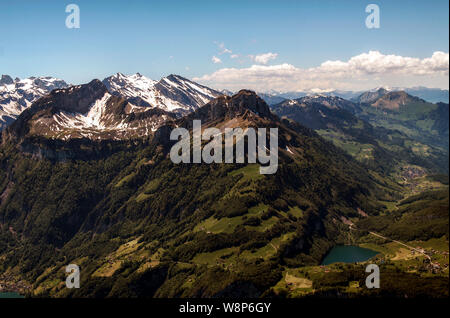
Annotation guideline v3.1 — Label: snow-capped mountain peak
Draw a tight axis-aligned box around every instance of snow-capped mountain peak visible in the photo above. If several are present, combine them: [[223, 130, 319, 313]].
[[102, 73, 158, 108], [0, 75, 69, 130], [5, 80, 176, 141], [110, 72, 156, 89], [369, 86, 392, 92], [2, 72, 224, 133], [103, 73, 222, 114]]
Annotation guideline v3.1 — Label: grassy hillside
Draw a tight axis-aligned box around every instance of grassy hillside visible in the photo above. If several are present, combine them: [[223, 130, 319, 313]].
[[0, 91, 447, 298], [271, 99, 449, 175], [0, 108, 398, 297], [357, 100, 449, 152]]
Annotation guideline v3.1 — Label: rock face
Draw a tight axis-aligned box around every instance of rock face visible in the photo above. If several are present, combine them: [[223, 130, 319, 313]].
[[2, 84, 273, 144], [271, 95, 361, 130], [3, 80, 176, 142], [102, 73, 157, 108], [1, 73, 222, 132], [354, 88, 428, 110], [354, 88, 390, 104], [297, 95, 360, 113], [178, 89, 275, 127], [103, 73, 222, 115], [142, 90, 278, 150], [0, 75, 69, 130], [0, 75, 14, 85], [371, 91, 426, 110], [40, 79, 108, 114]]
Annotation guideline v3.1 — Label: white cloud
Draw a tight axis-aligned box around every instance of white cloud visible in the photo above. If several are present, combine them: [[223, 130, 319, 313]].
[[316, 51, 449, 76], [212, 56, 222, 64], [230, 54, 239, 59], [215, 42, 232, 55], [251, 52, 278, 64], [195, 51, 449, 92]]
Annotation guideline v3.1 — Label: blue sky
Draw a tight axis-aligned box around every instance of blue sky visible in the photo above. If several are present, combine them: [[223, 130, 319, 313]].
[[0, 0, 448, 91]]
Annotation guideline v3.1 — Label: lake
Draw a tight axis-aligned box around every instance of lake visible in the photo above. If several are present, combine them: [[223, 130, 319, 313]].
[[321, 245, 379, 265], [0, 292, 24, 298]]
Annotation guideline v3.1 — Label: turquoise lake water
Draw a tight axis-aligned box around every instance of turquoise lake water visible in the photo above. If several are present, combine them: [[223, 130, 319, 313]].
[[0, 292, 24, 298], [321, 245, 379, 265]]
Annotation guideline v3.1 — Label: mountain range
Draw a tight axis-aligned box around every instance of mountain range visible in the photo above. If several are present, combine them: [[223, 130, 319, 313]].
[[258, 87, 449, 106], [1, 88, 401, 297], [271, 93, 449, 175], [0, 75, 69, 130], [3, 80, 178, 143], [2, 73, 448, 134], [0, 73, 221, 132], [2, 73, 448, 174], [0, 73, 448, 298], [102, 73, 221, 114]]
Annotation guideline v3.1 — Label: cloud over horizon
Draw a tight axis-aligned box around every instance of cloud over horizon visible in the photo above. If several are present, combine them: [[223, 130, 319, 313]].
[[195, 51, 449, 92], [251, 52, 278, 65]]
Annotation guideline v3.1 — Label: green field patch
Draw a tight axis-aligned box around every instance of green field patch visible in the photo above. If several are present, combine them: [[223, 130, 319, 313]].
[[271, 268, 314, 297], [143, 178, 161, 194], [249, 215, 278, 232], [113, 238, 142, 257], [288, 206, 303, 218], [241, 232, 295, 260], [192, 247, 238, 265], [240, 242, 277, 260], [92, 260, 123, 277], [92, 238, 145, 277], [137, 248, 164, 273], [285, 273, 313, 289], [194, 216, 243, 234], [34, 278, 62, 296], [359, 242, 394, 256], [378, 200, 398, 212], [247, 203, 268, 215], [227, 164, 264, 182], [115, 172, 136, 188], [136, 193, 151, 202], [195, 204, 270, 233], [409, 237, 449, 252], [316, 130, 374, 160]]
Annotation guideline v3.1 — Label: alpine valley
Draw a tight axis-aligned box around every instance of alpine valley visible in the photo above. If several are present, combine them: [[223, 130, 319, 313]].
[[0, 73, 448, 298]]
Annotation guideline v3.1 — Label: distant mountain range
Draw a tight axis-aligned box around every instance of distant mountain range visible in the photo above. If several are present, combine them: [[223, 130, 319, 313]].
[[258, 87, 449, 105], [1, 73, 448, 173], [2, 72, 447, 134], [353, 88, 391, 104], [403, 87, 449, 104]]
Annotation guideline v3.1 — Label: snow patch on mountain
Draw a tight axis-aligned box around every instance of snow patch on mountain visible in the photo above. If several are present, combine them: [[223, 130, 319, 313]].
[[17, 80, 178, 141], [103, 73, 222, 114], [0, 75, 69, 129], [52, 92, 113, 130]]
